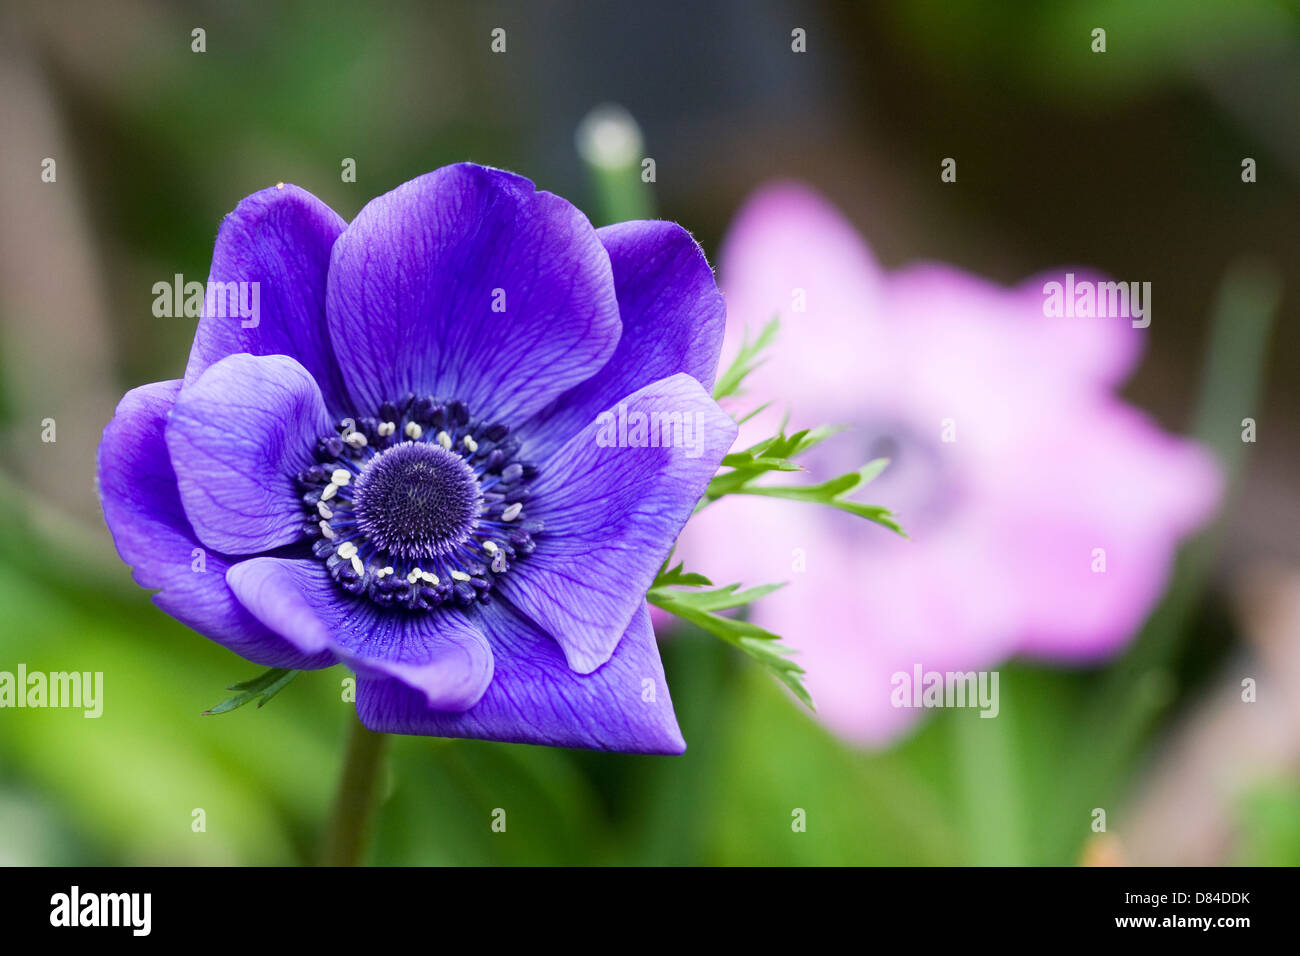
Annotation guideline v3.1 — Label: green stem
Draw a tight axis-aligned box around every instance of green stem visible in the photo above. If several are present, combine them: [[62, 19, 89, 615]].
[[322, 717, 390, 866], [576, 104, 653, 226], [952, 706, 1027, 866]]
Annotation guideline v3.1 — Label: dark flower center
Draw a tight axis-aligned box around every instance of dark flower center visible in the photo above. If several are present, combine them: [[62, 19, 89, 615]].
[[352, 442, 481, 559], [862, 423, 957, 530], [295, 394, 542, 611]]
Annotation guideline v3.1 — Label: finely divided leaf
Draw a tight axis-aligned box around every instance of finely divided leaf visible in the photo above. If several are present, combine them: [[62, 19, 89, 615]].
[[653, 560, 715, 589], [712, 317, 779, 402], [740, 461, 905, 535], [701, 418, 904, 535], [648, 577, 813, 709], [204, 667, 299, 715]]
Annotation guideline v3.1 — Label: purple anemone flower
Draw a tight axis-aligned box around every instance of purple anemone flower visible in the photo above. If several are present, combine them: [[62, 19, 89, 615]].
[[97, 163, 735, 754]]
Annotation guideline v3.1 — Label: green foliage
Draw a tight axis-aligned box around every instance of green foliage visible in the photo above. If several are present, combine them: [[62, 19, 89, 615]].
[[711, 317, 779, 402], [649, 562, 810, 709], [705, 429, 903, 534], [1235, 782, 1300, 866], [0, 553, 342, 865], [204, 668, 300, 716], [652, 561, 714, 589], [704, 423, 842, 499]]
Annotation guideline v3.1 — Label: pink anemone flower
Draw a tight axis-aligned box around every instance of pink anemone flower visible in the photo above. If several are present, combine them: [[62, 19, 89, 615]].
[[677, 183, 1222, 746]]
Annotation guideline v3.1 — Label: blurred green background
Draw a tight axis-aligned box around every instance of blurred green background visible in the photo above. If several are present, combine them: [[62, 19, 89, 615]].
[[1, 0, 1297, 865]]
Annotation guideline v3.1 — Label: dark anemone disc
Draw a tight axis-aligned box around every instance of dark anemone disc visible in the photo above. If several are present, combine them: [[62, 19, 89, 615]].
[[295, 394, 543, 612], [352, 442, 481, 559]]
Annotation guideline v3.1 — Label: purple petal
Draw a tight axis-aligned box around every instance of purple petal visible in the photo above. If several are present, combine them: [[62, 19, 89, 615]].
[[523, 219, 726, 461], [499, 373, 737, 673], [97, 380, 333, 669], [226, 557, 494, 710], [325, 163, 621, 423], [183, 184, 351, 414], [166, 353, 332, 555], [356, 601, 685, 753]]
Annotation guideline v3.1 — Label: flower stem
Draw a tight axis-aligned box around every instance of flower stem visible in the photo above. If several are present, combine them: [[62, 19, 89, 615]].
[[323, 716, 390, 866]]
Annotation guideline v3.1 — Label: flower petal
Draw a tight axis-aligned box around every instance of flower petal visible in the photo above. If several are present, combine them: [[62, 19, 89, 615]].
[[226, 557, 493, 711], [523, 219, 726, 461], [677, 489, 1026, 747], [499, 372, 737, 673], [326, 163, 622, 423], [97, 380, 333, 669], [356, 601, 684, 753], [718, 182, 886, 402], [997, 401, 1223, 660], [882, 264, 1146, 437], [1019, 268, 1145, 390], [166, 353, 332, 555], [183, 184, 351, 414]]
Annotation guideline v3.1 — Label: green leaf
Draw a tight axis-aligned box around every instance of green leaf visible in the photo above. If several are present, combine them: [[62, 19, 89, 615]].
[[704, 425, 844, 504], [653, 560, 714, 589], [204, 668, 299, 716], [648, 578, 813, 710], [712, 317, 779, 402], [734, 400, 774, 426], [700, 417, 905, 536], [739, 461, 905, 535]]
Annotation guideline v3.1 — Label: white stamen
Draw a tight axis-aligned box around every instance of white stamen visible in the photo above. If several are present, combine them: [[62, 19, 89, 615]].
[[463, 435, 478, 453], [321, 482, 338, 501], [350, 554, 365, 577], [343, 431, 368, 449], [407, 568, 423, 584], [501, 502, 523, 522], [405, 421, 422, 440], [377, 421, 396, 437], [436, 430, 451, 450], [337, 541, 358, 560], [491, 552, 507, 574], [331, 468, 351, 486], [319, 521, 336, 539], [449, 569, 471, 582], [482, 540, 498, 554], [420, 571, 439, 585], [317, 501, 333, 519]]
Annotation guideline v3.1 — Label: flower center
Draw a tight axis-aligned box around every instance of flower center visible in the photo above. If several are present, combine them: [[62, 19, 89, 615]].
[[295, 394, 541, 611], [352, 442, 481, 559], [801, 419, 961, 541]]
